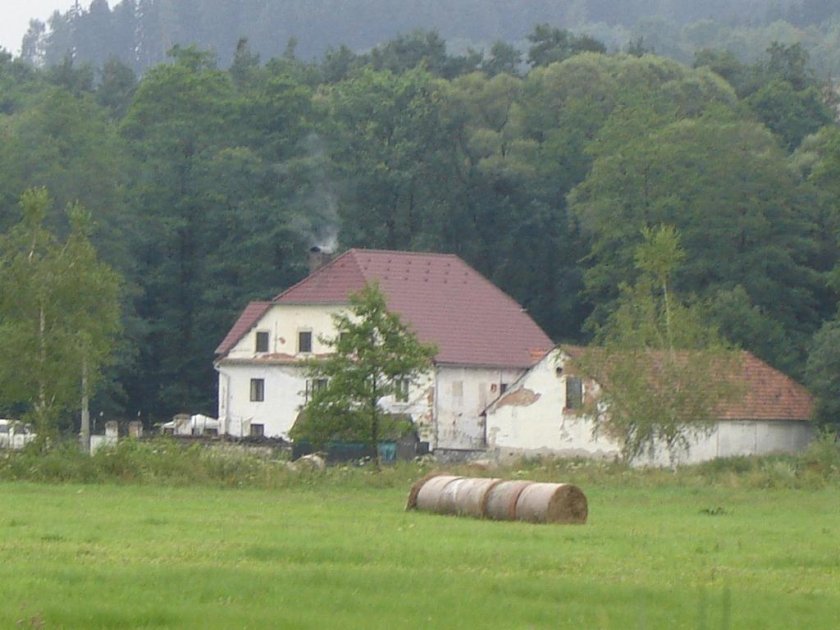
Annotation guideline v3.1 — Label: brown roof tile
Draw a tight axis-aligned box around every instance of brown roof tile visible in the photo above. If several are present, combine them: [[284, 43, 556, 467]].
[[719, 352, 813, 421], [219, 249, 553, 368], [559, 345, 813, 422]]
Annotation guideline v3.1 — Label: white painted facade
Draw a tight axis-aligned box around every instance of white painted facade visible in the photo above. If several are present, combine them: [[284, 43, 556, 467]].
[[434, 365, 526, 450], [485, 349, 815, 466], [215, 303, 527, 447], [216, 303, 344, 438]]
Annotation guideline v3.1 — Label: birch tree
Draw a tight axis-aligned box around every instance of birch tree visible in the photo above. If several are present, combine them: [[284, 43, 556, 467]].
[[573, 225, 742, 463], [0, 189, 121, 448]]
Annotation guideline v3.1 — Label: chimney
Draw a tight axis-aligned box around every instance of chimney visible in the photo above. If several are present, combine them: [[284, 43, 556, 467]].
[[308, 246, 332, 274]]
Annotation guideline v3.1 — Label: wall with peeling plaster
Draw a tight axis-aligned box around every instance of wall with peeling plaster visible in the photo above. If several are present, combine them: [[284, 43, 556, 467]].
[[485, 349, 814, 466], [435, 366, 526, 450]]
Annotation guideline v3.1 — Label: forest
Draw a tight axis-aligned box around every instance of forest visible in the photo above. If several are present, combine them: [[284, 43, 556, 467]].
[[2, 2, 840, 428], [18, 0, 840, 74]]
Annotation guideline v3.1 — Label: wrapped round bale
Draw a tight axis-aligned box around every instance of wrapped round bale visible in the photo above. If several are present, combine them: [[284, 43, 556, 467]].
[[407, 474, 587, 524]]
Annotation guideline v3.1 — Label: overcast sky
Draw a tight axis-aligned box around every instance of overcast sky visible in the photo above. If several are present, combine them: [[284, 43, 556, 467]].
[[0, 1, 75, 55]]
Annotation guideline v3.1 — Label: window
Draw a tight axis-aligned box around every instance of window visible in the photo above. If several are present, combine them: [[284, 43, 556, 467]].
[[298, 331, 312, 353], [394, 378, 410, 402], [255, 331, 269, 353], [499, 383, 509, 395], [305, 378, 328, 402], [250, 378, 265, 402], [565, 376, 583, 410], [250, 423, 264, 437], [451, 380, 463, 407]]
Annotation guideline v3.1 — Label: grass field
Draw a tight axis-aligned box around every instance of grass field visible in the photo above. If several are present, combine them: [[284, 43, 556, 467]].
[[1, 474, 838, 629]]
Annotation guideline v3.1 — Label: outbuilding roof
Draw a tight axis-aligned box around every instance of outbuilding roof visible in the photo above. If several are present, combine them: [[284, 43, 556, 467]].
[[216, 249, 553, 368], [559, 346, 812, 422]]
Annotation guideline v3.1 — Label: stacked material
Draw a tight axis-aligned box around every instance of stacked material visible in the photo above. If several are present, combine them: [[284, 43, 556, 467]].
[[406, 473, 588, 524]]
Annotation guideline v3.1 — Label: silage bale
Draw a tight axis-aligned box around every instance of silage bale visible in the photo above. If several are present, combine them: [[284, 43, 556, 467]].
[[483, 480, 534, 521], [514, 482, 588, 524]]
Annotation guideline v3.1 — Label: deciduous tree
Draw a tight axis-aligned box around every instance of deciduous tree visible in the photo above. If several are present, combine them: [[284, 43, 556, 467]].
[[291, 283, 436, 469], [0, 188, 121, 445], [573, 226, 742, 463]]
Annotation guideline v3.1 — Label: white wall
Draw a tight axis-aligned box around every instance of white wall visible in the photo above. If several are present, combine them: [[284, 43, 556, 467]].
[[485, 349, 815, 466], [485, 354, 618, 459], [217, 362, 306, 438], [225, 304, 344, 359], [218, 303, 441, 440], [436, 365, 526, 450]]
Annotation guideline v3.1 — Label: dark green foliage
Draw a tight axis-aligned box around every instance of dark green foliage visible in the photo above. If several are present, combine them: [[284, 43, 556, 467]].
[[1, 22, 837, 430], [805, 320, 840, 427], [526, 24, 606, 67]]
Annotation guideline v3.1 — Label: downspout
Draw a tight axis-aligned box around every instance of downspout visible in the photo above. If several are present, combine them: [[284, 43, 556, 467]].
[[213, 361, 231, 436], [433, 364, 440, 451]]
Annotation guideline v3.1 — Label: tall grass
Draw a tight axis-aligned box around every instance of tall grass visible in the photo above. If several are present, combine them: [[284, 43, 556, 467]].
[[1, 432, 839, 490]]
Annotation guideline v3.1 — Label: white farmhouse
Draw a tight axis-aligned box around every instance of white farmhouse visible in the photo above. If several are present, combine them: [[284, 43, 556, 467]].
[[214, 249, 553, 450], [485, 346, 815, 465]]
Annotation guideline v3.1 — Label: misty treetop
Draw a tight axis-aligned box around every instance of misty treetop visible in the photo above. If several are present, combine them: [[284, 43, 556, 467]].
[[15, 0, 840, 77], [2, 23, 840, 427]]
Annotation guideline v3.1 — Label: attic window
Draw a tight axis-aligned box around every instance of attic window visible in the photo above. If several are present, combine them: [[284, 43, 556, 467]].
[[298, 331, 312, 354], [565, 377, 583, 410], [255, 331, 269, 353]]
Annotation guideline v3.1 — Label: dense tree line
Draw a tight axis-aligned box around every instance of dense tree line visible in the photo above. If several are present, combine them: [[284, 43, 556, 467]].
[[15, 0, 840, 75], [2, 26, 840, 426]]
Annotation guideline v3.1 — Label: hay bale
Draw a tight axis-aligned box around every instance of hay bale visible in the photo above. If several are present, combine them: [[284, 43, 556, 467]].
[[483, 480, 533, 521], [413, 475, 462, 513], [407, 475, 588, 525], [455, 477, 503, 518], [514, 482, 588, 524], [405, 472, 444, 510], [294, 453, 326, 470]]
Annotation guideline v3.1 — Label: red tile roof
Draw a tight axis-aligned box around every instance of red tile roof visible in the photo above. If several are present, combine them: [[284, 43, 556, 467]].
[[559, 346, 812, 422], [214, 301, 272, 355], [217, 249, 553, 368], [720, 351, 812, 421]]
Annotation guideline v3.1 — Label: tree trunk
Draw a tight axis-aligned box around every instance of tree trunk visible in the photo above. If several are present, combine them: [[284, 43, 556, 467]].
[[371, 378, 380, 471], [80, 357, 91, 453]]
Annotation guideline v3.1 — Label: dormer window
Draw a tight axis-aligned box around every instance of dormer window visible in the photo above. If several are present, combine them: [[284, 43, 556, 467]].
[[255, 331, 269, 353], [298, 330, 313, 354]]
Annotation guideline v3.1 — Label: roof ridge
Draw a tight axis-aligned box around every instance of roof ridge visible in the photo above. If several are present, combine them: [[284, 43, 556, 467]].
[[347, 248, 459, 258]]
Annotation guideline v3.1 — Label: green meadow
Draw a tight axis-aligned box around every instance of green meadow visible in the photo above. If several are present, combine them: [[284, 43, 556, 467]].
[[1, 460, 839, 629]]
